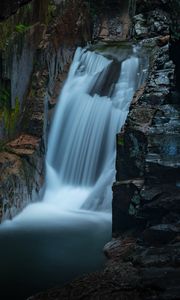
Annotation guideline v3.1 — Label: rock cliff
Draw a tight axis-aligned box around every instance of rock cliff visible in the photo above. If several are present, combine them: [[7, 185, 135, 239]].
[[0, 0, 91, 221]]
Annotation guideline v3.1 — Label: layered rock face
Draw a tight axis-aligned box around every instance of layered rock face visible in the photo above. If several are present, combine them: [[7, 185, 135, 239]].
[[111, 0, 180, 298], [113, 0, 180, 239], [0, 0, 91, 221]]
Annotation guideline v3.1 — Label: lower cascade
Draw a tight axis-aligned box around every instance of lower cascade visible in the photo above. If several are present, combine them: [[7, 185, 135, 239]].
[[0, 45, 148, 298]]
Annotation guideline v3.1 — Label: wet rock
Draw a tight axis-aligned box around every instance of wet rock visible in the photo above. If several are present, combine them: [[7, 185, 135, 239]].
[[142, 224, 179, 246], [112, 181, 139, 234], [113, 37, 177, 232], [116, 125, 149, 181], [148, 9, 170, 36], [140, 184, 166, 202], [164, 60, 174, 69], [154, 44, 169, 67], [134, 24, 148, 38], [132, 244, 180, 268], [137, 184, 180, 226], [145, 104, 180, 184], [139, 92, 167, 106], [134, 14, 146, 23], [134, 7, 170, 40], [154, 71, 170, 85], [0, 135, 44, 221], [128, 107, 156, 130], [104, 237, 136, 262], [133, 14, 148, 38]]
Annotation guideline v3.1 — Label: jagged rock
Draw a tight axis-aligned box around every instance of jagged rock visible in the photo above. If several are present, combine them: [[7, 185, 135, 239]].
[[133, 14, 146, 23], [134, 6, 171, 39], [147, 9, 170, 36]]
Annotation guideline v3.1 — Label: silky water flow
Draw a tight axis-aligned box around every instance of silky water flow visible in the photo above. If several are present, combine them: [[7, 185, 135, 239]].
[[0, 46, 148, 299]]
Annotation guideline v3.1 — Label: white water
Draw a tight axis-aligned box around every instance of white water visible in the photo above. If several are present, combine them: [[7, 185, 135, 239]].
[[0, 46, 148, 298], [42, 47, 139, 213]]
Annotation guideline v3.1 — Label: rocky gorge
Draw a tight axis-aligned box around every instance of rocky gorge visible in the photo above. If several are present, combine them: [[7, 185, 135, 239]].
[[0, 0, 180, 299]]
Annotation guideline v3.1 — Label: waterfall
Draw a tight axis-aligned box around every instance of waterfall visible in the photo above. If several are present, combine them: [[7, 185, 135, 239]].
[[43, 46, 143, 212], [0, 45, 149, 299], [0, 44, 149, 222]]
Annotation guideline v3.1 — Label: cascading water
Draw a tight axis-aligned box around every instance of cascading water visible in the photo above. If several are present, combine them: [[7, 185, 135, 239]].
[[44, 46, 142, 212], [0, 45, 149, 299]]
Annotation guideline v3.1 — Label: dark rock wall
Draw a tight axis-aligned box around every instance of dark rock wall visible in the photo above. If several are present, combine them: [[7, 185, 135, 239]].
[[0, 0, 91, 222], [0, 1, 47, 140], [0, 1, 48, 221], [0, 0, 33, 21], [111, 2, 180, 297], [113, 0, 180, 237]]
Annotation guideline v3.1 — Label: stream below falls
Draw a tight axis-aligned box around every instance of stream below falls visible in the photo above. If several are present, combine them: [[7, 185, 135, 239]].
[[0, 44, 149, 299]]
